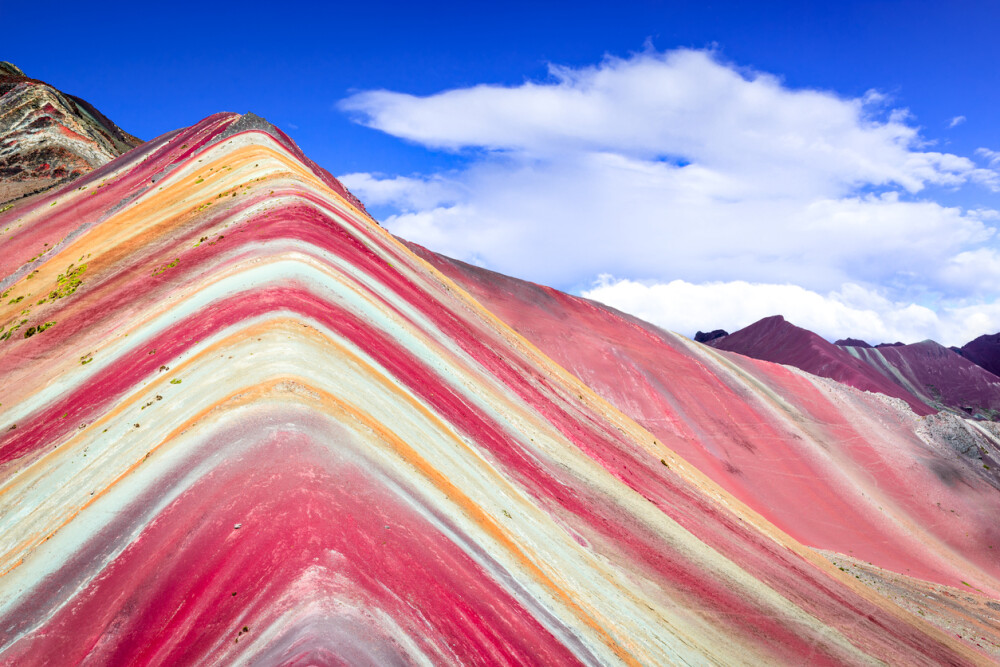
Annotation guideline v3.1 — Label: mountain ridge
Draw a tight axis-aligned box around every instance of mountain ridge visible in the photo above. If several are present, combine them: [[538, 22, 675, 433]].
[[705, 314, 936, 415]]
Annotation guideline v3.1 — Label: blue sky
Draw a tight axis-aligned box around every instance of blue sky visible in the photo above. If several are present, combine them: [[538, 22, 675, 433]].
[[7, 0, 1000, 344]]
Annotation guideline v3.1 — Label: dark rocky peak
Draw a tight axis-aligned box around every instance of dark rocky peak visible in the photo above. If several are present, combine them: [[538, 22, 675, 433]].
[[694, 329, 728, 343], [0, 62, 26, 79], [834, 338, 872, 348]]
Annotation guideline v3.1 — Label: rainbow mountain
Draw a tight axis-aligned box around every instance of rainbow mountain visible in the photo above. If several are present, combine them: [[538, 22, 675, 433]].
[[1, 107, 1000, 665]]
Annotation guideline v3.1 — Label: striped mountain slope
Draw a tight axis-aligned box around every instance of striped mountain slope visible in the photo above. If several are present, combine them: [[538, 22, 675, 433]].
[[0, 113, 997, 664]]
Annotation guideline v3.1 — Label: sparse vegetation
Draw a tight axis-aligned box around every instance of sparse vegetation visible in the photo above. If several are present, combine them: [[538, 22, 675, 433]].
[[151, 258, 179, 277]]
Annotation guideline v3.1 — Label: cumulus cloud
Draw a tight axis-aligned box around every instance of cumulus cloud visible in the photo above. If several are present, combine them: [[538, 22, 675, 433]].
[[582, 277, 995, 347], [949, 115, 966, 128], [342, 50, 988, 196], [939, 247, 1000, 294], [338, 48, 1000, 343], [337, 172, 463, 211]]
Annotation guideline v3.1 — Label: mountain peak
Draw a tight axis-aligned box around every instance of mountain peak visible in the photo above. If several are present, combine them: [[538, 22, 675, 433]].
[[694, 329, 728, 343], [0, 65, 142, 204], [834, 338, 872, 348], [710, 314, 827, 354], [710, 315, 934, 415], [0, 62, 26, 78], [3, 66, 1000, 665]]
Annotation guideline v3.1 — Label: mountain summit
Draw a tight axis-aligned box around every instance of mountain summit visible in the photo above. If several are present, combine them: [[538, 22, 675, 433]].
[[0, 62, 26, 77]]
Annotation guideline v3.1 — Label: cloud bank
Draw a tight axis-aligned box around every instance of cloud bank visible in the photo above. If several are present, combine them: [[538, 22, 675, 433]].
[[338, 48, 1000, 345], [582, 277, 1000, 347]]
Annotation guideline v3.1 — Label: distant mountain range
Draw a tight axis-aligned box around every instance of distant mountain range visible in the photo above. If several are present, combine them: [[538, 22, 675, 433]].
[[704, 315, 1000, 420], [2, 63, 1000, 664]]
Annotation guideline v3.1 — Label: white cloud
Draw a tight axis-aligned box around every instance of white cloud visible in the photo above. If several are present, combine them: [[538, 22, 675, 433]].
[[949, 115, 966, 128], [582, 277, 994, 347], [939, 247, 1000, 294], [337, 172, 462, 211], [977, 147, 1000, 167], [342, 50, 990, 195], [338, 48, 1000, 342], [343, 153, 995, 292]]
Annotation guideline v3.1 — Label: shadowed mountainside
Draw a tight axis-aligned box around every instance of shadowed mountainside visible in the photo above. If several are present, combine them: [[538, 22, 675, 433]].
[[839, 339, 1000, 419], [962, 332, 1000, 379]]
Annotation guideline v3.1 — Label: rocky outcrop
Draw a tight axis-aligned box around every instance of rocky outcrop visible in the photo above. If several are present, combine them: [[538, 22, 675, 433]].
[[694, 329, 728, 343], [833, 337, 871, 347]]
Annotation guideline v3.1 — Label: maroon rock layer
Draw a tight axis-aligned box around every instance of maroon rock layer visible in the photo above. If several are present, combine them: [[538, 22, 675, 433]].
[[961, 332, 1000, 379], [841, 340, 1000, 419]]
